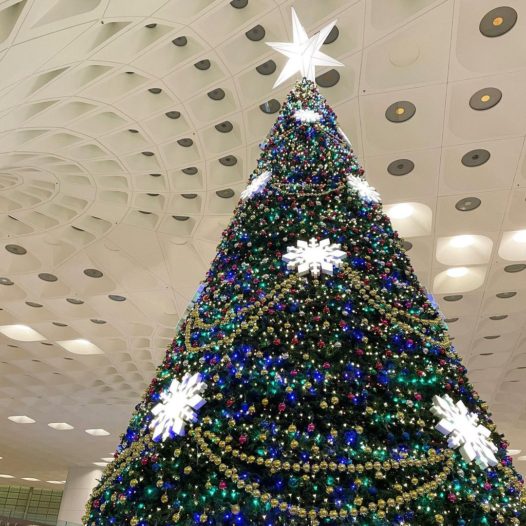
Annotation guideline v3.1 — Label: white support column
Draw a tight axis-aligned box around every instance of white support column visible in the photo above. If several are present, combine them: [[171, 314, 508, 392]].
[[57, 467, 103, 524]]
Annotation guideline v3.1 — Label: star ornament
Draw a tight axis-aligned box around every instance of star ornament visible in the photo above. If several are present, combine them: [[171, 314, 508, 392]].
[[267, 8, 343, 88]]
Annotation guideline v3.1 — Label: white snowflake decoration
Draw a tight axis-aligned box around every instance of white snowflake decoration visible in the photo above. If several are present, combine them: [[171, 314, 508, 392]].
[[150, 373, 207, 441], [282, 238, 346, 278], [241, 171, 271, 201], [294, 108, 321, 123], [431, 394, 498, 469], [347, 174, 381, 204]]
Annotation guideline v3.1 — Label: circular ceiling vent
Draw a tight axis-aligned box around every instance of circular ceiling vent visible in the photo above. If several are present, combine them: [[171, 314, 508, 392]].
[[182, 167, 198, 175], [455, 197, 481, 212], [480, 6, 517, 37], [461, 149, 490, 167], [194, 59, 211, 71], [387, 159, 415, 176], [316, 69, 340, 88], [469, 87, 502, 110], [219, 155, 238, 167], [385, 101, 416, 123], [256, 59, 277, 76]]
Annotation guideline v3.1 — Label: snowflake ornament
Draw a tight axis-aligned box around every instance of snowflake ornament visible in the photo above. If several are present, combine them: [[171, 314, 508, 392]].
[[347, 174, 381, 204], [294, 108, 321, 123], [282, 238, 347, 278], [150, 373, 207, 441], [431, 394, 498, 469], [241, 171, 271, 201]]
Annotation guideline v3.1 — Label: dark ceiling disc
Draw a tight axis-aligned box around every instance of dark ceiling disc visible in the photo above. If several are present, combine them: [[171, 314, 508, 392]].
[[259, 99, 281, 114], [215, 121, 233, 133], [387, 159, 415, 176], [84, 268, 103, 278], [39, 273, 58, 282], [177, 138, 193, 147], [504, 264, 526, 273], [5, 244, 27, 255], [489, 314, 508, 320], [246, 25, 266, 42], [108, 294, 126, 302], [181, 193, 198, 199], [496, 291, 516, 299], [165, 111, 181, 119], [461, 149, 490, 167], [444, 294, 463, 302], [219, 155, 238, 167], [385, 101, 416, 123], [182, 167, 198, 175], [316, 69, 340, 88], [216, 189, 235, 199], [256, 60, 277, 76], [230, 0, 248, 8], [208, 88, 225, 101], [66, 298, 84, 305], [172, 36, 187, 47], [194, 59, 211, 71], [469, 87, 502, 110], [173, 216, 190, 221], [455, 197, 481, 212], [401, 240, 413, 251], [324, 25, 339, 45], [480, 6, 517, 37]]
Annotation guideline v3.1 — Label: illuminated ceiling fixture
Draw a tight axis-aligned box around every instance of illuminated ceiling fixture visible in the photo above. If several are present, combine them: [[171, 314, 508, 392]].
[[0, 474, 14, 479], [85, 429, 110, 436], [8, 416, 36, 424], [450, 235, 475, 248], [0, 324, 45, 342], [48, 422, 74, 431], [57, 339, 104, 355], [21, 477, 40, 481], [447, 267, 469, 278], [512, 230, 526, 243], [389, 203, 414, 219]]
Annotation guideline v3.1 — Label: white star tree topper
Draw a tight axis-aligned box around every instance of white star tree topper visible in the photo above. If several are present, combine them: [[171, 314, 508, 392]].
[[431, 394, 498, 469], [241, 170, 271, 201], [150, 372, 207, 441], [283, 238, 346, 278], [267, 8, 343, 88]]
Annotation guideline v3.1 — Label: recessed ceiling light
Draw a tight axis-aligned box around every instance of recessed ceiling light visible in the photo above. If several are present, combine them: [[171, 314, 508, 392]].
[[504, 264, 526, 273], [489, 315, 508, 321], [207, 88, 225, 101], [323, 25, 339, 45], [0, 325, 45, 342], [480, 6, 517, 37], [387, 159, 414, 176], [148, 87, 162, 94], [316, 69, 340, 88], [108, 294, 126, 302], [461, 149, 490, 167], [47, 480, 65, 484], [444, 294, 463, 302], [455, 197, 481, 212], [85, 429, 110, 436], [182, 167, 198, 175], [177, 138, 193, 147], [21, 477, 40, 481], [38, 273, 58, 282], [389, 203, 414, 219], [219, 155, 238, 167], [215, 121, 233, 133], [256, 59, 276, 76], [101, 457, 114, 462], [401, 240, 412, 251], [512, 230, 526, 243], [8, 416, 36, 424], [446, 267, 469, 278], [507, 449, 521, 456], [469, 88, 502, 110], [230, 0, 248, 8], [5, 244, 27, 255], [259, 99, 281, 114], [25, 301, 43, 308], [165, 110, 181, 119], [0, 474, 14, 479], [93, 462, 109, 467], [172, 36, 187, 47], [83, 268, 103, 278], [385, 101, 416, 123], [57, 339, 104, 355], [496, 291, 516, 299], [245, 24, 265, 42], [216, 189, 235, 199], [142, 151, 155, 156], [0, 277, 14, 286], [449, 235, 475, 248], [194, 59, 211, 71], [48, 422, 74, 431]]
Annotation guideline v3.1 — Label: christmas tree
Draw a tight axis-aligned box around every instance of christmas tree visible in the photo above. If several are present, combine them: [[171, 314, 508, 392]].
[[84, 10, 525, 526]]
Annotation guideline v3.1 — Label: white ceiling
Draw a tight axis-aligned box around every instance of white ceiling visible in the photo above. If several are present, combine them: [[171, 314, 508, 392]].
[[0, 0, 525, 487]]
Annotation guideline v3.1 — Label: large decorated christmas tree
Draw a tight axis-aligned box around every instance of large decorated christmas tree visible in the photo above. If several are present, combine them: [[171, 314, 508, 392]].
[[84, 10, 525, 526]]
